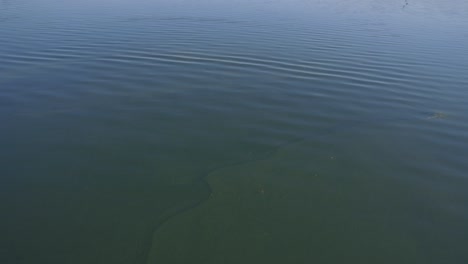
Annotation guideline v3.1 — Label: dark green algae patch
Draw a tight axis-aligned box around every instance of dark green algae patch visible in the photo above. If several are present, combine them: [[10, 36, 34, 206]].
[[147, 134, 428, 264]]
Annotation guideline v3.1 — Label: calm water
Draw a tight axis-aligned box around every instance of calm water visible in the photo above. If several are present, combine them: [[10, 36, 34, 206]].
[[1, 0, 468, 263]]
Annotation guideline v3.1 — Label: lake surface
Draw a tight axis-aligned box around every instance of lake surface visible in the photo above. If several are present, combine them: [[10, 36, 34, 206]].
[[1, 0, 468, 263]]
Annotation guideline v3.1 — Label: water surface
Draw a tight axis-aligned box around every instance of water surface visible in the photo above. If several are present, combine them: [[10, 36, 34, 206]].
[[1, 0, 468, 263]]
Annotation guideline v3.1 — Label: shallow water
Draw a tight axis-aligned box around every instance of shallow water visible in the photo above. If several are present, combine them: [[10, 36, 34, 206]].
[[1, 0, 468, 263]]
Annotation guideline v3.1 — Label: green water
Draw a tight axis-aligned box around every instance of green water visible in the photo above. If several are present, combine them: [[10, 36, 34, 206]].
[[148, 121, 466, 264], [1, 0, 468, 263]]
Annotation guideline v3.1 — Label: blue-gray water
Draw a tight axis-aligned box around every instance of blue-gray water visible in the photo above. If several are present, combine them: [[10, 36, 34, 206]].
[[1, 0, 468, 263]]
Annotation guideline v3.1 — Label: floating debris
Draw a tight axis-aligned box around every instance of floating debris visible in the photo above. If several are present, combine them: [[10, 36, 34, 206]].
[[427, 112, 448, 120]]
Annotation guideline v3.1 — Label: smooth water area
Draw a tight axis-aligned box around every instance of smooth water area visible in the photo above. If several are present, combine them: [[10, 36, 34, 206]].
[[1, 0, 468, 263]]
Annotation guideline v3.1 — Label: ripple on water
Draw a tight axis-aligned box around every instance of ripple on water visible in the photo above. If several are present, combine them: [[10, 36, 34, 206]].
[[1, 0, 468, 264]]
